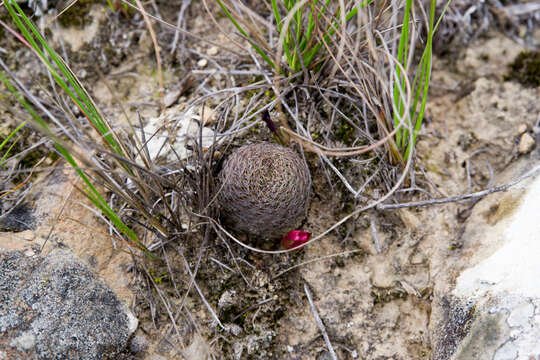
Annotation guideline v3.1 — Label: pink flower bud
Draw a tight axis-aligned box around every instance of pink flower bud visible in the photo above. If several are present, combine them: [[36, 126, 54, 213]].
[[281, 230, 311, 251]]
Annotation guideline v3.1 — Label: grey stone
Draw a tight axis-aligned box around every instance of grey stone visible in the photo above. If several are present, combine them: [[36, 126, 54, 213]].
[[0, 204, 36, 232], [0, 249, 137, 359]]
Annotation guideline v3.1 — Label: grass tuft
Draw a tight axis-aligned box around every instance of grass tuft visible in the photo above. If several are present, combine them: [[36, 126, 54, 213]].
[[1, 0, 152, 255], [215, 0, 370, 75]]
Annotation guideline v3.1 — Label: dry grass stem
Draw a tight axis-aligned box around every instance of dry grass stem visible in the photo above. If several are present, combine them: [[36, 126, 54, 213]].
[[304, 283, 338, 360]]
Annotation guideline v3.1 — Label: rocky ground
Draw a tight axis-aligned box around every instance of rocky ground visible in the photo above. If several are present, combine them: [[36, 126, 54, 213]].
[[1, 1, 540, 359]]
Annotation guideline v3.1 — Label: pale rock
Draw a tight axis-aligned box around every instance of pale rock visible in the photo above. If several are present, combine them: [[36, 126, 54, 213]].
[[199, 104, 216, 125], [507, 302, 534, 328], [136, 105, 216, 165], [226, 324, 242, 336], [9, 331, 35, 352], [51, 7, 104, 51], [218, 290, 237, 311], [163, 89, 181, 108], [518, 133, 535, 154], [23, 248, 35, 257], [207, 46, 219, 56], [184, 335, 211, 360], [233, 342, 243, 360], [128, 334, 148, 354], [432, 170, 540, 360], [197, 58, 208, 68], [454, 174, 540, 298]]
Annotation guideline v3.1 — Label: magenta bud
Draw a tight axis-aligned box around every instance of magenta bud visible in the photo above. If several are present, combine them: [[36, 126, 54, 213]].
[[281, 230, 311, 251]]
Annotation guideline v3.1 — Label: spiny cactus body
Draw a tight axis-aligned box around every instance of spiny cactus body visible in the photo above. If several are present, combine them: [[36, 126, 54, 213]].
[[218, 143, 311, 240]]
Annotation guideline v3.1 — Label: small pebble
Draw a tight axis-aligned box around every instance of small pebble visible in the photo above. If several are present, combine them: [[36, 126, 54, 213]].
[[163, 89, 181, 108], [518, 133, 535, 154], [517, 123, 527, 134], [207, 46, 219, 56], [232, 343, 243, 360], [197, 58, 208, 68], [199, 104, 215, 125], [24, 249, 35, 257], [129, 334, 148, 354], [229, 324, 242, 336], [23, 233, 34, 241]]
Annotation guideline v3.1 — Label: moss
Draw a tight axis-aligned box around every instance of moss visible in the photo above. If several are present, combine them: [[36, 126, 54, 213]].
[[58, 0, 100, 28], [505, 51, 540, 87], [336, 118, 356, 146], [371, 287, 408, 304]]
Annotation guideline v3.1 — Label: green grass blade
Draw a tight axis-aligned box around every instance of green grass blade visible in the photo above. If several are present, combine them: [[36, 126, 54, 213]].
[[291, 3, 304, 71], [393, 0, 413, 149], [0, 69, 153, 256], [303, 3, 316, 50], [4, 1, 126, 158], [271, 0, 283, 33], [271, 0, 293, 66], [303, 5, 358, 68], [0, 121, 26, 166], [404, 0, 436, 159], [216, 0, 277, 69]]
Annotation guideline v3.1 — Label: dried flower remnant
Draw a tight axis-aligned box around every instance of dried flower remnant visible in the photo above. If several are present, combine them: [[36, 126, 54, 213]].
[[217, 143, 311, 240], [261, 110, 278, 136], [281, 230, 311, 250]]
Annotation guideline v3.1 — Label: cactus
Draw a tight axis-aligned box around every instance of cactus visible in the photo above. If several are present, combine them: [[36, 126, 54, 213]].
[[217, 143, 311, 240]]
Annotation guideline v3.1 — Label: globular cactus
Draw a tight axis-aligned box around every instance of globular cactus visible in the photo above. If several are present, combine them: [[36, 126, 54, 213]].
[[217, 142, 311, 240]]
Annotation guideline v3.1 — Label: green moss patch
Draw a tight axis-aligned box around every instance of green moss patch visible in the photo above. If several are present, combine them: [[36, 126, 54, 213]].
[[58, 0, 99, 27], [505, 51, 540, 87]]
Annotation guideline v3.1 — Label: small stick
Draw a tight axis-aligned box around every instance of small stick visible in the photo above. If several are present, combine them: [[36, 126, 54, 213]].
[[134, 0, 164, 105], [210, 257, 236, 274], [271, 250, 362, 280], [370, 213, 381, 253], [181, 255, 225, 330], [170, 0, 189, 55], [40, 172, 78, 253], [304, 284, 338, 360], [377, 164, 540, 210]]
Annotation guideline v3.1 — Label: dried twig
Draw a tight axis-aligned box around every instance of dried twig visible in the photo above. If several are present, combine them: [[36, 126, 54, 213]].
[[134, 0, 164, 103], [377, 164, 540, 210], [304, 284, 338, 360], [40, 171, 79, 253], [271, 250, 362, 280], [170, 0, 192, 56]]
